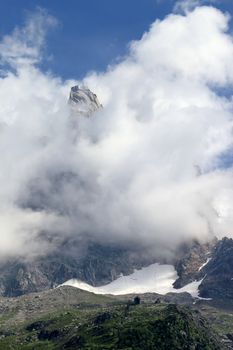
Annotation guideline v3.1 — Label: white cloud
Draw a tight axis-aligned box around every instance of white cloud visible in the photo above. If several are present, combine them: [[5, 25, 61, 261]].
[[0, 6, 233, 259], [174, 0, 217, 13]]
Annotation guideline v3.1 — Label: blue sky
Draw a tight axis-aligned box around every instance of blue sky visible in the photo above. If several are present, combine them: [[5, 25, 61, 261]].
[[0, 0, 232, 80]]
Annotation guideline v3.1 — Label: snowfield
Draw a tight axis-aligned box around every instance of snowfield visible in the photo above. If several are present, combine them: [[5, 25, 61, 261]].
[[62, 263, 203, 297]]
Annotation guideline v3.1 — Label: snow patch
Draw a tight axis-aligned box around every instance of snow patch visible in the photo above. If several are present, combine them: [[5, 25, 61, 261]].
[[198, 258, 211, 271], [63, 263, 204, 297], [174, 279, 204, 298]]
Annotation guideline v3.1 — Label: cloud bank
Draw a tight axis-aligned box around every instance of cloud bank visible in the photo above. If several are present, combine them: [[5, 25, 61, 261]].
[[0, 6, 233, 259]]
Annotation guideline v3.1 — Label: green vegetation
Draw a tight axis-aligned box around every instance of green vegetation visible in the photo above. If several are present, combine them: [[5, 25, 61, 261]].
[[0, 286, 230, 349], [0, 302, 222, 349]]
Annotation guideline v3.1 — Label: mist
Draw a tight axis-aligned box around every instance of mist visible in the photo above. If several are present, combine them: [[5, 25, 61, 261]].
[[0, 6, 233, 260]]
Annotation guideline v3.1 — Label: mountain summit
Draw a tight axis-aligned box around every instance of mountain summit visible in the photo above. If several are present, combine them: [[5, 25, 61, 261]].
[[69, 85, 102, 117]]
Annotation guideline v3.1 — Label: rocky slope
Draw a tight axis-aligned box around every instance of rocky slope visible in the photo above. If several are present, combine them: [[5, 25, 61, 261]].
[[0, 287, 223, 350]]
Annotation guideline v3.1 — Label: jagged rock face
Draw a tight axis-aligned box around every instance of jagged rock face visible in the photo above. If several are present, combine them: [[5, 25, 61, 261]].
[[173, 239, 217, 289], [174, 237, 233, 303], [198, 237, 233, 300], [0, 242, 155, 297], [69, 85, 102, 117]]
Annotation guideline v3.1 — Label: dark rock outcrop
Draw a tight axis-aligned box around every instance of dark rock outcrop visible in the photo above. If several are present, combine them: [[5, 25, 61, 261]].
[[173, 236, 233, 303], [198, 237, 233, 301]]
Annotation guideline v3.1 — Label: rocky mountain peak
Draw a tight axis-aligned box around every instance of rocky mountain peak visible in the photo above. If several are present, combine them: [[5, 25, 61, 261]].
[[68, 85, 102, 117]]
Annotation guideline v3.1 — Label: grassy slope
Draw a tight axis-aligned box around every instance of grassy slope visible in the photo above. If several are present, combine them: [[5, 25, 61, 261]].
[[0, 300, 222, 350]]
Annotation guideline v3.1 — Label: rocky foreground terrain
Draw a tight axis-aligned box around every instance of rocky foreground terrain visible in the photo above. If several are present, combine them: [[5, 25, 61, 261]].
[[0, 285, 230, 350]]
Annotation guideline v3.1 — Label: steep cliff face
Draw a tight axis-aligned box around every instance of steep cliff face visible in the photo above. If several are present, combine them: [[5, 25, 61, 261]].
[[173, 237, 233, 303], [198, 237, 233, 301], [173, 239, 217, 289]]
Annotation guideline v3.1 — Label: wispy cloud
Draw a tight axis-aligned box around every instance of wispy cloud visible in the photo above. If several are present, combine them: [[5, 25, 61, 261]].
[[173, 0, 217, 13], [0, 8, 57, 69]]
